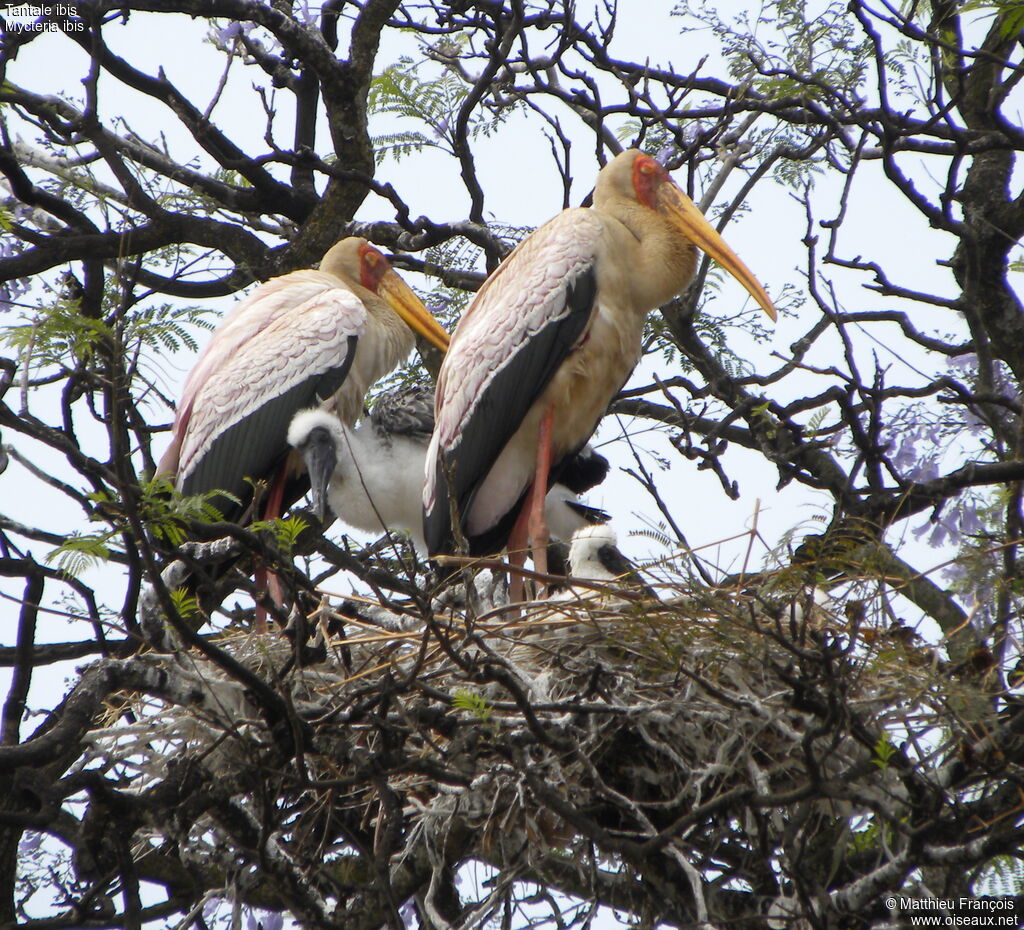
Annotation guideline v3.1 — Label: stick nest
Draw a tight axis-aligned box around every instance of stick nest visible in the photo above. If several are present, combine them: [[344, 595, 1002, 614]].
[[83, 561, 967, 898]]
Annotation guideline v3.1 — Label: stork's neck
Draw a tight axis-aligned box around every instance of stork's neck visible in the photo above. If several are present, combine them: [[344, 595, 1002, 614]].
[[338, 306, 415, 423], [602, 197, 698, 312]]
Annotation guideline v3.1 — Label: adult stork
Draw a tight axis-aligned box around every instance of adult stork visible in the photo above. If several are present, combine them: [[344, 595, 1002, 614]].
[[288, 384, 610, 554], [157, 238, 450, 523], [424, 149, 777, 593]]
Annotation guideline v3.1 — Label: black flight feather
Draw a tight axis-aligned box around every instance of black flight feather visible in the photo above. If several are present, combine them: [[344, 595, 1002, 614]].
[[425, 266, 598, 555], [181, 334, 358, 522]]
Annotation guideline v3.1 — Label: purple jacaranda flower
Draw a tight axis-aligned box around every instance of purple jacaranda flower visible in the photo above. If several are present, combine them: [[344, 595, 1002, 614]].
[[947, 353, 977, 373], [913, 516, 950, 548], [0, 238, 31, 312], [958, 503, 982, 536], [890, 433, 919, 472], [889, 422, 943, 482], [948, 353, 1020, 403], [216, 22, 243, 43], [293, 0, 315, 24]]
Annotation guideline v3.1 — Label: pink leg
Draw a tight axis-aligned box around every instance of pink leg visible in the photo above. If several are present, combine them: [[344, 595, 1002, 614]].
[[504, 406, 556, 604], [506, 502, 531, 605], [526, 405, 555, 587], [253, 565, 270, 634]]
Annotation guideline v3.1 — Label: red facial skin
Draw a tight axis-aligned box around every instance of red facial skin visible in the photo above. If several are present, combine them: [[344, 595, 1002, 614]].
[[358, 242, 390, 292], [632, 152, 671, 208]]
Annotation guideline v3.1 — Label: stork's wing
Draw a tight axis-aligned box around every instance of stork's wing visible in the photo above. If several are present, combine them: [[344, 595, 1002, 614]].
[[424, 209, 603, 555], [369, 383, 435, 444], [175, 289, 365, 519], [157, 270, 342, 477]]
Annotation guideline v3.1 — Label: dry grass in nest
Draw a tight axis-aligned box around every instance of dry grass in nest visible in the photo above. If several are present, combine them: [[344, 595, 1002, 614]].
[[80, 559, 970, 873]]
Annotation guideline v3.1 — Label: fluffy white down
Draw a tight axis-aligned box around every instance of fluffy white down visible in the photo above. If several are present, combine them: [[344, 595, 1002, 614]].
[[289, 408, 427, 551], [567, 524, 619, 580], [290, 408, 602, 554], [331, 426, 429, 551]]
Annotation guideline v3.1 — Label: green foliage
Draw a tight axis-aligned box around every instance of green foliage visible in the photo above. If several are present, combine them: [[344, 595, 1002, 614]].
[[169, 587, 202, 625], [0, 292, 215, 376], [369, 57, 465, 160], [773, 154, 824, 189], [2, 297, 111, 370], [250, 514, 309, 558], [452, 688, 494, 727], [127, 301, 217, 354], [45, 478, 236, 579], [139, 477, 233, 546], [45, 531, 113, 577], [676, 0, 867, 90], [871, 733, 897, 769], [645, 259, 789, 374], [673, 0, 871, 175], [615, 120, 677, 157], [212, 167, 253, 189], [369, 53, 520, 162], [847, 821, 880, 855], [954, 0, 1024, 40], [630, 525, 678, 551], [803, 406, 833, 439], [751, 400, 779, 439]]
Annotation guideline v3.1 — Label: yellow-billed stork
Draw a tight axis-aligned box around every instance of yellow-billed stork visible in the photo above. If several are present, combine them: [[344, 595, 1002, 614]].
[[423, 149, 776, 592], [158, 238, 450, 522]]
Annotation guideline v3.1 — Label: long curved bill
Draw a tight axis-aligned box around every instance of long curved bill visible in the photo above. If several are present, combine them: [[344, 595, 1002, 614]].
[[299, 428, 337, 523], [377, 268, 451, 352], [656, 183, 778, 321]]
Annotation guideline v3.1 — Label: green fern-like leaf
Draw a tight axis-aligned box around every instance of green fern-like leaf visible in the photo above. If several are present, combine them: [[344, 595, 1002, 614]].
[[134, 476, 238, 545], [123, 302, 217, 355], [46, 532, 114, 577], [250, 514, 309, 557], [630, 526, 676, 550], [2, 297, 112, 370], [452, 688, 493, 725], [169, 587, 203, 625], [369, 56, 522, 163]]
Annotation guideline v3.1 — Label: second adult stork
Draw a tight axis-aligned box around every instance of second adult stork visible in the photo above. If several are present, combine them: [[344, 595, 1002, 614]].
[[424, 149, 777, 585]]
